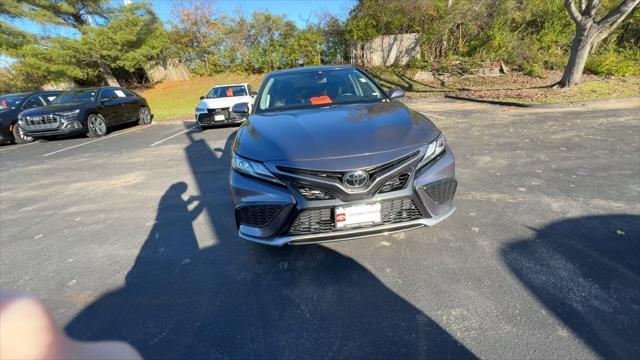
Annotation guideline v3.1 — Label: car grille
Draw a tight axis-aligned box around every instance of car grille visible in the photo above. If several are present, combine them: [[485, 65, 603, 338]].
[[295, 184, 335, 200], [289, 208, 334, 234], [277, 151, 419, 181], [289, 198, 422, 235], [206, 108, 230, 119], [422, 179, 457, 204], [235, 204, 285, 227], [378, 172, 411, 193], [21, 115, 60, 130]]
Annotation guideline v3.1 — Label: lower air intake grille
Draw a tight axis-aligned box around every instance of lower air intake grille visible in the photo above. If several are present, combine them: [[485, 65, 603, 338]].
[[378, 173, 411, 193], [236, 204, 285, 227], [289, 208, 334, 234], [380, 198, 423, 223], [289, 198, 422, 235], [422, 179, 457, 204]]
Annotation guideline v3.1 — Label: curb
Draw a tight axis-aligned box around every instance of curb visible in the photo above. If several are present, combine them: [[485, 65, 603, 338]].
[[444, 95, 533, 107], [444, 95, 640, 108]]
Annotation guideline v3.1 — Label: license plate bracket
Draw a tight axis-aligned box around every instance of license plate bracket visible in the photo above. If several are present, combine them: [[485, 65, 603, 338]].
[[335, 203, 382, 229]]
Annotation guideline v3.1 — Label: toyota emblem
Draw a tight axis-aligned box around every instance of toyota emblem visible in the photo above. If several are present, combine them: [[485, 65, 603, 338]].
[[343, 170, 369, 188]]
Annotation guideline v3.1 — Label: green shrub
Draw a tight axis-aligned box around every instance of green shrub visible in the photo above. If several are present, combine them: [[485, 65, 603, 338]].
[[586, 49, 640, 76], [521, 63, 545, 77]]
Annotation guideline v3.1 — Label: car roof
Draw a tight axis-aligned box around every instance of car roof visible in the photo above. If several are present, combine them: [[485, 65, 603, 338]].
[[1, 90, 62, 97], [267, 65, 357, 77], [211, 83, 249, 88]]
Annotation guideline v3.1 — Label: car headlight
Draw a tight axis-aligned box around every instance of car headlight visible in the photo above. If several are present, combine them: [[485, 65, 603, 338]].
[[195, 107, 207, 114], [55, 109, 80, 121], [417, 134, 446, 169], [232, 153, 284, 185]]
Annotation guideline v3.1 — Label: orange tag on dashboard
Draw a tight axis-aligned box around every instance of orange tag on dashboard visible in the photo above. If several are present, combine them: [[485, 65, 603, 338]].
[[226, 88, 233, 97], [310, 96, 332, 105]]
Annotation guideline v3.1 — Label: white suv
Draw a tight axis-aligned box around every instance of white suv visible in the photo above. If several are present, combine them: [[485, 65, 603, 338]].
[[195, 83, 256, 128]]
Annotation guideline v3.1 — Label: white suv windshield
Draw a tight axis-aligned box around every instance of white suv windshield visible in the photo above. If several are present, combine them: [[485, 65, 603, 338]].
[[207, 86, 247, 98]]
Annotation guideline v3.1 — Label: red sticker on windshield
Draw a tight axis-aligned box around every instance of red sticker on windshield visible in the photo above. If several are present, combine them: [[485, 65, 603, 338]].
[[310, 96, 332, 105]]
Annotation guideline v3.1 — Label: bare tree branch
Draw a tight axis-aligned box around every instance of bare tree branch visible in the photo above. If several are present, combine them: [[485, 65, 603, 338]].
[[565, 0, 583, 23], [597, 0, 640, 31], [585, 0, 601, 18], [579, 0, 586, 12]]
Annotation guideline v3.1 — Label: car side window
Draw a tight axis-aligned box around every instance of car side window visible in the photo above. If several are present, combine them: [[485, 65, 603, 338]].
[[42, 94, 59, 104], [99, 89, 117, 101], [120, 89, 135, 97], [22, 96, 46, 109]]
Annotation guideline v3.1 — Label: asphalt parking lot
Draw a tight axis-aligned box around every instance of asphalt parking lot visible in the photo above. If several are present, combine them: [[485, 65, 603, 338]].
[[1, 98, 639, 359]]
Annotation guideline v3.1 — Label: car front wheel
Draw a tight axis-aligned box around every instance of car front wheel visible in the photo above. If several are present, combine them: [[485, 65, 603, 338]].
[[11, 123, 33, 144], [138, 106, 152, 125], [87, 114, 108, 138]]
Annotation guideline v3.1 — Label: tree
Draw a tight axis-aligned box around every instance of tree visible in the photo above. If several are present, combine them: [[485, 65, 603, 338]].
[[560, 0, 640, 87], [171, 0, 223, 75], [4, 0, 121, 86]]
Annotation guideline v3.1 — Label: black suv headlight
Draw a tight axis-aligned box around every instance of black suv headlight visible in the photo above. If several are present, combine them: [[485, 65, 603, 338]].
[[55, 109, 80, 121]]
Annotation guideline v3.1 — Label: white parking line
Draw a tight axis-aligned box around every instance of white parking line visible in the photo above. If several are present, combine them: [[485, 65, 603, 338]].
[[42, 126, 146, 157], [0, 141, 38, 153], [149, 125, 199, 147]]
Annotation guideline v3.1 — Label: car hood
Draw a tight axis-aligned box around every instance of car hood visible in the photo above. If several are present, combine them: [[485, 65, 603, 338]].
[[235, 101, 440, 166], [198, 97, 249, 110], [19, 102, 91, 117]]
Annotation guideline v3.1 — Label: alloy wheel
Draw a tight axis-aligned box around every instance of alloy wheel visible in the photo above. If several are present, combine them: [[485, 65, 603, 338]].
[[89, 115, 106, 136]]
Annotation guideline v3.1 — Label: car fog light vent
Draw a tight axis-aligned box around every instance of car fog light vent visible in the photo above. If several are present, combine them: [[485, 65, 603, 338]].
[[295, 184, 334, 200], [378, 173, 411, 193], [235, 204, 285, 227], [422, 179, 458, 204]]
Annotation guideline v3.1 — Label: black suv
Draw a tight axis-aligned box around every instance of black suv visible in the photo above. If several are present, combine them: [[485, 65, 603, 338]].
[[18, 87, 153, 139], [0, 91, 62, 144]]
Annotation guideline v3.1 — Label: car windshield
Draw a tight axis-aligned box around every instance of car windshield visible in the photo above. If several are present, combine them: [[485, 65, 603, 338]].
[[256, 68, 385, 113], [207, 85, 247, 98], [52, 89, 98, 104], [0, 95, 27, 110]]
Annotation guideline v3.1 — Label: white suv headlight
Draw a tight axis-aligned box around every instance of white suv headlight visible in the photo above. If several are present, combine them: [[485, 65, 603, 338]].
[[417, 134, 446, 169], [232, 153, 283, 185]]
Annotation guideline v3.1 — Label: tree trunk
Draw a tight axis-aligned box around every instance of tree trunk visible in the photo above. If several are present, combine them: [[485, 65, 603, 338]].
[[559, 25, 596, 87], [99, 62, 121, 87]]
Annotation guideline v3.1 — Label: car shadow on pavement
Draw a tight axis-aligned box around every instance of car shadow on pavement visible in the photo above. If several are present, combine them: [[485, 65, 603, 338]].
[[501, 214, 640, 359], [66, 123, 476, 359]]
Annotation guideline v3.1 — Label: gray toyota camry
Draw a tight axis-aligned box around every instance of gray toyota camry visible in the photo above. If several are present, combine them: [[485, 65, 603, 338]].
[[229, 65, 456, 245]]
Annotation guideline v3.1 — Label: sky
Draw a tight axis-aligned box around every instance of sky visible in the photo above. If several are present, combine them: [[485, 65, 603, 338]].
[[8, 0, 356, 36], [1, 0, 355, 67]]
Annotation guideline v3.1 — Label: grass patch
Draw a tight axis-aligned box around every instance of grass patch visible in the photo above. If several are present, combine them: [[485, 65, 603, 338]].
[[139, 69, 638, 118], [139, 73, 264, 121]]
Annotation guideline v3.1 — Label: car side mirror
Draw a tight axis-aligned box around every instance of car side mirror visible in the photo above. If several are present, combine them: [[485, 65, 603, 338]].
[[232, 102, 250, 115], [388, 87, 405, 100], [250, 91, 258, 97], [200, 96, 205, 100]]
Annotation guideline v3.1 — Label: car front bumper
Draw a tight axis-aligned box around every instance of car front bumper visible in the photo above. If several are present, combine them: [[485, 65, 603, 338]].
[[23, 127, 85, 138], [196, 109, 244, 127], [230, 148, 457, 246]]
